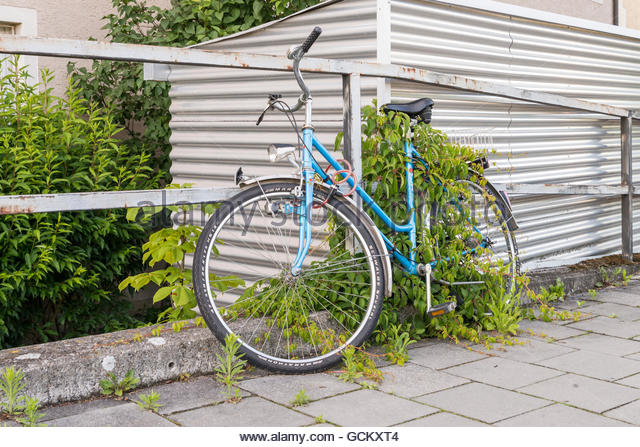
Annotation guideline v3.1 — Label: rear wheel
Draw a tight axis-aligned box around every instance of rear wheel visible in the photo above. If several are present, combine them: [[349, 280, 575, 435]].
[[193, 180, 386, 373], [428, 175, 520, 300]]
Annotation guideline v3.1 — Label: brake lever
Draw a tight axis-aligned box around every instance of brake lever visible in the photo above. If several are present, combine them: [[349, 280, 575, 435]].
[[256, 94, 283, 126]]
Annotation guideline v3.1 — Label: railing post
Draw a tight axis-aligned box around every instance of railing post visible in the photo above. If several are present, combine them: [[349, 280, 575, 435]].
[[342, 73, 362, 184], [621, 115, 634, 261]]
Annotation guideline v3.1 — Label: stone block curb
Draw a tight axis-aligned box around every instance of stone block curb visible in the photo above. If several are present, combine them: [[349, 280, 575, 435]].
[[0, 320, 223, 406]]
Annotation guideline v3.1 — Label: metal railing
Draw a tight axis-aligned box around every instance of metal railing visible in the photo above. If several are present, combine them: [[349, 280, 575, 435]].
[[0, 35, 636, 261]]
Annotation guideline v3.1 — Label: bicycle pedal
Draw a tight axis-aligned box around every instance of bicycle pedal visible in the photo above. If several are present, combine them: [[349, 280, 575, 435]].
[[427, 301, 457, 318]]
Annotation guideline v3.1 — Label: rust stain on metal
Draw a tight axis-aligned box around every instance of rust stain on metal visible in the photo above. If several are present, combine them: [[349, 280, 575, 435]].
[[0, 205, 35, 215]]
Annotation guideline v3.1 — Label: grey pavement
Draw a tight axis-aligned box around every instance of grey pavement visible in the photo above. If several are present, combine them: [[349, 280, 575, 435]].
[[6, 280, 640, 427]]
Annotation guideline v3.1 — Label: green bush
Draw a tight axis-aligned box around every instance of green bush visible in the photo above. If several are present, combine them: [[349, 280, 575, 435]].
[[68, 0, 321, 183], [0, 60, 161, 349], [335, 104, 524, 344]]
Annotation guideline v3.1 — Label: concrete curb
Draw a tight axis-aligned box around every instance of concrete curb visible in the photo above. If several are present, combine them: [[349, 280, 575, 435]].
[[0, 321, 223, 406], [1, 260, 638, 406], [526, 262, 640, 299]]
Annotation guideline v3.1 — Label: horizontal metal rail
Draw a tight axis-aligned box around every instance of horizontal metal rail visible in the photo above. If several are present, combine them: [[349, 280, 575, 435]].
[[0, 184, 636, 215], [0, 188, 237, 215], [0, 36, 631, 118], [492, 184, 638, 196]]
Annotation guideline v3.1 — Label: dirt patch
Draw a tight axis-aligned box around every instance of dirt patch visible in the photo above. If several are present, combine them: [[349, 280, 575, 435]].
[[566, 254, 639, 271]]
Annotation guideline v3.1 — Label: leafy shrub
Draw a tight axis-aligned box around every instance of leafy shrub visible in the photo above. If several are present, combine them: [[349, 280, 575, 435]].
[[119, 196, 242, 321], [334, 103, 524, 344], [68, 0, 321, 183], [0, 60, 160, 348]]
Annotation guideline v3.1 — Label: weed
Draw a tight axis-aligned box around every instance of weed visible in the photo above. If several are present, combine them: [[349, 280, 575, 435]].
[[360, 381, 378, 390], [99, 369, 140, 397], [214, 334, 247, 403], [132, 333, 143, 343], [178, 372, 191, 382], [172, 321, 186, 333], [588, 289, 597, 298], [136, 391, 162, 411], [195, 317, 207, 328], [338, 346, 363, 383], [16, 396, 46, 427], [609, 313, 618, 319], [291, 389, 310, 407], [151, 326, 164, 337], [538, 279, 565, 303], [619, 268, 630, 286], [338, 345, 384, 383], [314, 415, 326, 424], [577, 300, 586, 307], [383, 325, 416, 366], [0, 367, 26, 415]]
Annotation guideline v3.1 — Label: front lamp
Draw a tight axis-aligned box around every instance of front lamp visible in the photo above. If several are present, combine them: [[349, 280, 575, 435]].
[[267, 144, 297, 163]]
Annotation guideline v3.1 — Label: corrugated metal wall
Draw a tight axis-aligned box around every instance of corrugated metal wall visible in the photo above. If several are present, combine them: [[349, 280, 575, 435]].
[[390, 0, 639, 267], [167, 0, 378, 190], [164, 0, 639, 270]]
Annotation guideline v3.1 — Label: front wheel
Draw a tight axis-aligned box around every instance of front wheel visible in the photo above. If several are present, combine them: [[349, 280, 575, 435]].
[[193, 180, 386, 373]]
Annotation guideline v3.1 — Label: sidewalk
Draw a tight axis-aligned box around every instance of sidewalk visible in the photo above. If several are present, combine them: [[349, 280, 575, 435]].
[[28, 280, 640, 427]]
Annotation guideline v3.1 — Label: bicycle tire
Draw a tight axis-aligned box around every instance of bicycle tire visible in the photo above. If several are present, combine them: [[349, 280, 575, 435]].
[[193, 180, 386, 373]]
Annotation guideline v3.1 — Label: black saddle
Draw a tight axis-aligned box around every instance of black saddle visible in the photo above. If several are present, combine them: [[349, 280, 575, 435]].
[[382, 98, 434, 123]]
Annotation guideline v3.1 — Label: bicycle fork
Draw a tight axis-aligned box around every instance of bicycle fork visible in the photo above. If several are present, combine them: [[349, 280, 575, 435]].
[[291, 126, 315, 276]]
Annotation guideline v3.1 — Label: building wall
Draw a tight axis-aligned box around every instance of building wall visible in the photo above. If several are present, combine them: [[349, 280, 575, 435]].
[[0, 0, 171, 95]]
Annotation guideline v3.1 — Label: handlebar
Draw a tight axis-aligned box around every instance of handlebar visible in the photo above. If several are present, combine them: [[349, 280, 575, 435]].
[[258, 27, 322, 123], [300, 26, 322, 55]]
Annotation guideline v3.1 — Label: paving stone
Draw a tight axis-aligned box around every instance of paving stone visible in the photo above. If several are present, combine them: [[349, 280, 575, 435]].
[[416, 382, 549, 424], [473, 338, 576, 363], [496, 404, 629, 427], [627, 353, 640, 361], [301, 389, 437, 426], [593, 290, 640, 306], [616, 373, 640, 389], [408, 342, 488, 370], [579, 302, 640, 322], [130, 375, 246, 415], [603, 399, 640, 425], [555, 299, 599, 311], [567, 316, 640, 339], [395, 412, 488, 427], [518, 374, 640, 413], [239, 373, 358, 406], [444, 357, 563, 390], [1, 420, 21, 427], [376, 363, 469, 398], [47, 402, 175, 427], [536, 349, 640, 381], [171, 396, 313, 427], [517, 319, 586, 340], [556, 333, 640, 357], [41, 398, 127, 422]]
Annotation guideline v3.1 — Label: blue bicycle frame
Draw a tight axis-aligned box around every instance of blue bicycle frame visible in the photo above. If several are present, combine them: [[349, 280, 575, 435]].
[[291, 127, 432, 276]]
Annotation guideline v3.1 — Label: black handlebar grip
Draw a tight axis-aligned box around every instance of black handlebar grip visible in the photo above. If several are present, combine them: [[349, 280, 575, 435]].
[[300, 26, 322, 55]]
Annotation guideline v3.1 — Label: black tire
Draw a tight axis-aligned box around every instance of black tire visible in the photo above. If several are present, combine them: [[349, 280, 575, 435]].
[[193, 180, 386, 374]]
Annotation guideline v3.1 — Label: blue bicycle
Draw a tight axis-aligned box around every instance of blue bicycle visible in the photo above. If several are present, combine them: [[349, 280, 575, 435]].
[[193, 27, 519, 373]]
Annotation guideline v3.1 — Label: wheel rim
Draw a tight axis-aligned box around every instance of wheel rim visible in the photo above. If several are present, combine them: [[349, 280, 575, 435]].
[[201, 189, 379, 365]]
